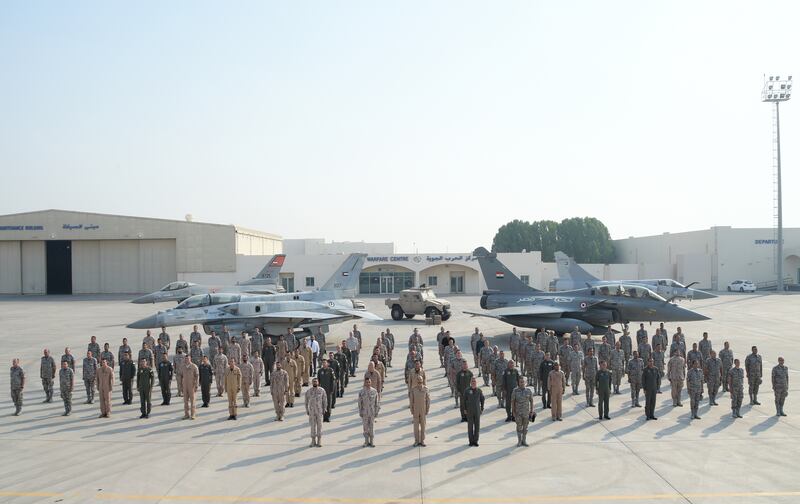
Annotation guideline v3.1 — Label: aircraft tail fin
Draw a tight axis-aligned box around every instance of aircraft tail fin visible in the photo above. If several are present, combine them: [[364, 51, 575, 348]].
[[554, 251, 598, 283], [321, 253, 366, 293], [473, 247, 539, 292], [242, 254, 286, 285]]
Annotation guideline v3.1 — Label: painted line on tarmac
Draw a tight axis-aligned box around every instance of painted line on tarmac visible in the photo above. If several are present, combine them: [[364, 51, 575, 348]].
[[0, 492, 63, 497], [79, 490, 800, 503]]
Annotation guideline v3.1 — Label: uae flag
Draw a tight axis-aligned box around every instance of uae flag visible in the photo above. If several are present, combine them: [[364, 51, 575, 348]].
[[495, 271, 505, 279]]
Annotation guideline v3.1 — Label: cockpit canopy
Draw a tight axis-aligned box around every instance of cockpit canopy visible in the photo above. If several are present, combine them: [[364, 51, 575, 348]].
[[592, 284, 666, 302], [656, 279, 686, 288], [176, 293, 242, 309], [160, 281, 192, 292]]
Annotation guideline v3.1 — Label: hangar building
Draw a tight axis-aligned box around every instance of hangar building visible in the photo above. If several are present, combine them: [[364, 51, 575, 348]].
[[0, 210, 281, 295]]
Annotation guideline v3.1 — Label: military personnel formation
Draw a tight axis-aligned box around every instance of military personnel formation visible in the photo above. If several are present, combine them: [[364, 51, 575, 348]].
[[7, 321, 791, 450]]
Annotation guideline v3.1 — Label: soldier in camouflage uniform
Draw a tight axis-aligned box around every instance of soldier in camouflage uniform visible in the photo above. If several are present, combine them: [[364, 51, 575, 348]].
[[545, 332, 559, 362], [82, 351, 98, 404], [558, 338, 571, 386], [173, 349, 186, 397], [471, 327, 482, 369], [687, 360, 704, 419], [493, 351, 508, 405], [719, 341, 734, 392], [698, 332, 713, 363], [240, 355, 254, 408], [686, 343, 703, 373], [728, 359, 744, 418], [652, 344, 665, 393], [618, 330, 632, 373], [511, 376, 534, 446], [530, 344, 544, 394], [583, 347, 599, 407], [569, 344, 583, 395], [771, 357, 788, 417], [479, 343, 494, 387], [59, 360, 74, 415], [138, 343, 153, 369], [87, 336, 101, 364], [305, 377, 327, 447], [651, 325, 668, 363], [597, 336, 612, 366], [569, 327, 582, 349], [175, 333, 189, 356], [10, 358, 25, 415], [207, 331, 221, 364], [509, 327, 520, 363], [670, 334, 686, 361], [705, 350, 722, 406], [358, 376, 380, 447], [271, 361, 289, 421], [40, 348, 56, 403], [638, 340, 652, 366], [158, 327, 171, 352], [214, 351, 228, 397], [627, 351, 644, 408], [745, 346, 763, 405], [603, 327, 616, 349], [100, 343, 115, 370], [251, 353, 264, 397], [610, 341, 625, 394], [190, 340, 204, 367]]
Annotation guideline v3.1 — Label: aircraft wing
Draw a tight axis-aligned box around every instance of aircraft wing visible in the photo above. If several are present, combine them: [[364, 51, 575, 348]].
[[463, 305, 566, 319], [335, 309, 383, 321]]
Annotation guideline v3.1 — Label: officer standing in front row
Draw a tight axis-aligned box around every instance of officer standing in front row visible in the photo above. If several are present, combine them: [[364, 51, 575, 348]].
[[596, 361, 613, 420], [199, 356, 213, 408], [137, 359, 154, 419], [120, 352, 136, 405], [59, 360, 73, 416], [510, 376, 534, 446], [772, 357, 789, 417], [358, 376, 379, 447], [728, 359, 745, 419], [10, 358, 26, 416], [409, 375, 430, 447], [464, 377, 485, 446], [305, 377, 326, 448], [40, 349, 56, 403]]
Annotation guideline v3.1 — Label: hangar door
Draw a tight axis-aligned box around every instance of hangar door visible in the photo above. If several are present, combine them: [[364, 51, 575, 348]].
[[0, 241, 22, 294], [72, 239, 176, 294]]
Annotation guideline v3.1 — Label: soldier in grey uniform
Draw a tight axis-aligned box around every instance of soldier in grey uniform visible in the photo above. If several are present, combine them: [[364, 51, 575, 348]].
[[619, 330, 632, 373], [511, 376, 535, 447], [597, 336, 612, 366], [142, 330, 156, 356], [745, 346, 763, 405], [87, 336, 101, 364], [158, 326, 171, 352], [10, 358, 25, 415], [190, 325, 203, 351], [569, 344, 583, 395], [479, 343, 494, 387], [214, 351, 229, 397], [687, 360, 704, 419], [492, 351, 508, 405], [207, 331, 221, 364], [358, 376, 380, 447], [728, 359, 744, 418], [59, 360, 74, 416], [719, 341, 734, 392], [667, 350, 686, 407], [653, 344, 665, 393], [40, 348, 56, 403], [771, 357, 788, 417], [698, 332, 713, 364], [627, 351, 644, 408], [509, 327, 520, 363], [530, 344, 545, 394], [117, 339, 131, 371], [175, 334, 189, 356], [610, 341, 625, 394], [687, 343, 703, 372], [652, 325, 668, 362], [705, 350, 722, 406], [100, 343, 115, 369], [190, 340, 204, 366], [583, 347, 598, 407], [305, 377, 327, 447], [82, 351, 98, 404]]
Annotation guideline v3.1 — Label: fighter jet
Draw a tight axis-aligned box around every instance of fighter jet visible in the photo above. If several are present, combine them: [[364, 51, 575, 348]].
[[551, 251, 716, 300], [130, 254, 287, 304], [127, 254, 380, 338], [464, 248, 709, 334]]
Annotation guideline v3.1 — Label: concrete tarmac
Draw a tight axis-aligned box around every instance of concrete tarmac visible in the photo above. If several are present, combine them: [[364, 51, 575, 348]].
[[0, 293, 797, 504]]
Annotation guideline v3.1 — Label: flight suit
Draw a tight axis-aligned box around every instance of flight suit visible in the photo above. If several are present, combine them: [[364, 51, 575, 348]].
[[409, 381, 430, 445], [182, 360, 199, 419], [251, 356, 264, 396], [137, 366, 154, 417], [284, 358, 298, 406], [224, 365, 242, 418], [96, 365, 114, 417], [668, 355, 686, 406], [548, 369, 566, 420], [464, 386, 485, 446], [270, 368, 290, 420]]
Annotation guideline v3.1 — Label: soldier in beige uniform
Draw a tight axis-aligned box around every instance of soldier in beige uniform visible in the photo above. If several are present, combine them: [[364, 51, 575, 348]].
[[96, 359, 114, 418], [358, 377, 380, 447], [270, 361, 290, 421], [667, 351, 686, 407], [409, 375, 431, 447], [173, 350, 186, 397], [224, 360, 242, 420], [213, 352, 228, 397], [227, 339, 242, 366], [302, 340, 313, 383], [305, 377, 327, 447], [548, 363, 566, 421], [241, 355, 254, 408], [364, 361, 383, 400], [182, 357, 199, 419], [251, 353, 264, 397], [284, 356, 298, 407], [293, 350, 306, 389]]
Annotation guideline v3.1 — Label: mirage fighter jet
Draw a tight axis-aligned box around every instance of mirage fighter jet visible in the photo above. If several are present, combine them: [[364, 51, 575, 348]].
[[464, 248, 709, 334], [127, 254, 380, 338], [130, 254, 287, 304], [551, 251, 716, 300]]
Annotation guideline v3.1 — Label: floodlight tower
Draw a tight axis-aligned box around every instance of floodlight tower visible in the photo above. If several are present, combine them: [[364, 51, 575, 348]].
[[761, 75, 792, 292]]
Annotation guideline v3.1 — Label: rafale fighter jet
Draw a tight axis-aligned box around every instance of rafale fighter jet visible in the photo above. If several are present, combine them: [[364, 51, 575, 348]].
[[551, 251, 716, 300], [130, 254, 287, 304], [127, 254, 380, 338], [464, 248, 709, 334]]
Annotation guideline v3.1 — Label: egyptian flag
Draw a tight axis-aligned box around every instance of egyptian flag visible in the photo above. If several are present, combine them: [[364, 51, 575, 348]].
[[495, 271, 505, 279], [271, 256, 285, 267]]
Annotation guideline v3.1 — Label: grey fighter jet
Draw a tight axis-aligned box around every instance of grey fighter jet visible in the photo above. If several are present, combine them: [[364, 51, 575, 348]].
[[127, 254, 379, 338], [130, 254, 287, 304], [551, 251, 716, 300], [464, 248, 709, 334]]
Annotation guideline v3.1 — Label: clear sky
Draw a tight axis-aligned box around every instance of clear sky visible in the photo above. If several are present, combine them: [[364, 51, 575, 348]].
[[1, 1, 797, 253]]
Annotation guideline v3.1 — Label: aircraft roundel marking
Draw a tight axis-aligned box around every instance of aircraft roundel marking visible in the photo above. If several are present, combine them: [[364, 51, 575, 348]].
[[580, 302, 587, 309], [328, 301, 335, 307]]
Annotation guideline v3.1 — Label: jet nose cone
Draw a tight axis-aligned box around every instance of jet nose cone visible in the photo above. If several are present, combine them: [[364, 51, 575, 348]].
[[675, 305, 710, 322], [690, 289, 717, 300], [127, 314, 160, 329], [130, 294, 155, 304]]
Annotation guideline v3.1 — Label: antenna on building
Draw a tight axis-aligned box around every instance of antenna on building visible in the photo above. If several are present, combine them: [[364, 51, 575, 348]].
[[185, 214, 193, 222]]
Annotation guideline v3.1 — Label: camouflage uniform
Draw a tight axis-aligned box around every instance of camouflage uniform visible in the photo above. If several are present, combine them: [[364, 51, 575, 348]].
[[618, 333, 632, 372], [492, 357, 508, 404], [745, 353, 763, 404], [270, 368, 289, 421], [190, 345, 204, 366], [687, 367, 704, 418], [545, 334, 559, 360], [82, 356, 98, 403], [138, 348, 154, 368], [213, 353, 228, 396], [569, 348, 583, 395], [719, 347, 734, 392], [569, 330, 582, 349], [652, 350, 665, 391], [530, 349, 544, 394], [173, 352, 186, 397], [207, 334, 221, 363], [729, 367, 745, 418], [358, 385, 380, 446], [627, 356, 644, 407], [189, 330, 202, 351], [479, 346, 493, 386], [509, 330, 520, 362], [10, 364, 25, 415], [511, 385, 535, 446], [175, 338, 189, 356], [638, 342, 652, 365], [158, 331, 171, 352], [59, 366, 74, 415], [227, 342, 242, 366], [610, 348, 625, 394], [87, 342, 101, 362], [667, 355, 686, 406], [305, 386, 327, 447], [687, 349, 703, 372], [558, 342, 571, 386], [40, 355, 56, 402], [705, 356, 722, 405], [240, 360, 254, 407], [100, 350, 115, 369], [772, 363, 789, 416], [597, 342, 612, 365], [251, 355, 264, 396], [699, 338, 713, 362], [583, 354, 598, 406], [603, 329, 616, 348]]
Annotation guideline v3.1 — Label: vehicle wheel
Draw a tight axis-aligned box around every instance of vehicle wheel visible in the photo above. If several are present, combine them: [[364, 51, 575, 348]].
[[441, 310, 452, 321], [391, 305, 404, 321], [739, 287, 744, 292], [727, 287, 732, 292], [404, 314, 415, 319], [425, 307, 441, 319]]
